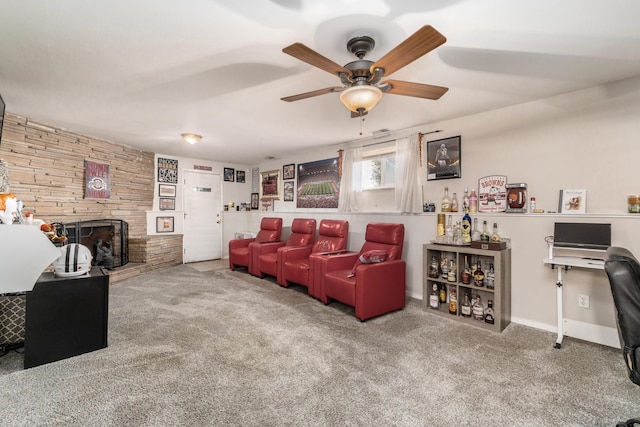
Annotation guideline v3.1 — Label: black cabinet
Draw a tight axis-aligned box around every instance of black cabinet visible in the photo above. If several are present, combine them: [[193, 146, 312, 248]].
[[24, 267, 109, 368]]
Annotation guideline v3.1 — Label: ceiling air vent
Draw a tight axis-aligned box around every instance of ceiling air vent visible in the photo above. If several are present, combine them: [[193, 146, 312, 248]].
[[372, 128, 391, 138]]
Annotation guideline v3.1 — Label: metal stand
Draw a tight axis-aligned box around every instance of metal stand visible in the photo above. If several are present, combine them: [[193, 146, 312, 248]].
[[544, 252, 604, 349], [551, 264, 571, 349]]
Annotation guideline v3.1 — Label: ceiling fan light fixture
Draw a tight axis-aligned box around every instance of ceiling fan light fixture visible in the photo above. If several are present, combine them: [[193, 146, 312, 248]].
[[181, 133, 202, 145], [339, 85, 382, 113]]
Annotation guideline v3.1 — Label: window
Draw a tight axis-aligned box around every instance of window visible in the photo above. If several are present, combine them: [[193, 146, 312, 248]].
[[361, 143, 395, 190]]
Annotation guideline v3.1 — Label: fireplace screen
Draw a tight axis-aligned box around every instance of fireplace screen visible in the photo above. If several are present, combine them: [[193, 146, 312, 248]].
[[63, 219, 129, 269]]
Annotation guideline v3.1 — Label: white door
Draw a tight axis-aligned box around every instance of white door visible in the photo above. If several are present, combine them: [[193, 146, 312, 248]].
[[183, 171, 222, 262]]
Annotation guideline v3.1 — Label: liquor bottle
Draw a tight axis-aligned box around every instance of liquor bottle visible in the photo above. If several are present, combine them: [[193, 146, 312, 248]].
[[469, 189, 478, 213], [448, 287, 457, 314], [439, 283, 447, 304], [484, 300, 495, 324], [461, 256, 472, 284], [429, 255, 440, 278], [460, 293, 472, 317], [440, 254, 449, 279], [480, 220, 490, 242], [473, 259, 485, 287], [441, 186, 451, 212], [447, 257, 457, 282], [445, 215, 454, 244], [470, 256, 477, 277], [462, 187, 470, 213], [451, 192, 459, 212], [429, 283, 439, 309], [462, 212, 472, 244], [437, 214, 445, 242], [471, 217, 481, 242], [453, 220, 462, 245], [472, 294, 484, 321], [485, 263, 495, 289], [490, 222, 501, 242]]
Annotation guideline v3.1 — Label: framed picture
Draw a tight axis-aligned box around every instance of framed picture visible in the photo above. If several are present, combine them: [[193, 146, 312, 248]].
[[224, 167, 235, 182], [426, 135, 461, 181], [259, 169, 281, 200], [236, 170, 245, 183], [283, 163, 295, 180], [159, 197, 175, 210], [559, 189, 587, 214], [283, 181, 294, 202], [251, 192, 259, 210], [296, 158, 339, 209], [159, 184, 176, 197], [156, 216, 174, 233], [158, 157, 178, 183]]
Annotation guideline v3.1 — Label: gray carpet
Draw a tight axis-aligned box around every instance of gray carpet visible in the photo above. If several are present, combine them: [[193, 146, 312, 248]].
[[0, 260, 638, 426]]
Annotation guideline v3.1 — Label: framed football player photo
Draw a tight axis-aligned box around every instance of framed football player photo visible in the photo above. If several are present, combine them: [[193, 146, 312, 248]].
[[426, 135, 461, 181]]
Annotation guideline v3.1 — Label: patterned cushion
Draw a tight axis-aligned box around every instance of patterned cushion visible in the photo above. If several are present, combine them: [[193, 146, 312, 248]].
[[0, 293, 26, 345]]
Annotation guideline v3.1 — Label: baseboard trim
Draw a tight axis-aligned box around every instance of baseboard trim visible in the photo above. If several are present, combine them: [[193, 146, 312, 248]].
[[511, 316, 620, 348], [511, 316, 556, 333], [563, 318, 620, 349]]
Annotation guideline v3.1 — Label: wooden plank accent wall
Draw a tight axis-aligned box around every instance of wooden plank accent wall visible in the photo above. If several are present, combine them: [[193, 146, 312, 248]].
[[0, 112, 183, 279], [129, 235, 183, 265], [0, 113, 153, 237]]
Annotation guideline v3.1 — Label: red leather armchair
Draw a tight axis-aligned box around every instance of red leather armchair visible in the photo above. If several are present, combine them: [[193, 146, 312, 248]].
[[281, 219, 349, 293], [317, 223, 405, 321], [254, 218, 316, 280], [228, 217, 282, 272]]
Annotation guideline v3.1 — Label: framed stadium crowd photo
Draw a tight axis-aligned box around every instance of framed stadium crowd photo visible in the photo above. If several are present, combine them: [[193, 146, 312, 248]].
[[296, 158, 339, 209]]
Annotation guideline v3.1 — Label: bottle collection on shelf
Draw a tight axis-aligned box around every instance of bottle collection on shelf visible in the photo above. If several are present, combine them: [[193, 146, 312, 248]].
[[428, 253, 495, 324], [433, 186, 503, 245]]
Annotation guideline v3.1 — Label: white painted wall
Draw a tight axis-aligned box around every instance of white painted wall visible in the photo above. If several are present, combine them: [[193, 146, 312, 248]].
[[147, 153, 251, 235], [220, 75, 640, 341]]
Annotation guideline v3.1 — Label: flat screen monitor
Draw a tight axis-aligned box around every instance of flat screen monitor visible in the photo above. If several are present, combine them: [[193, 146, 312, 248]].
[[553, 222, 611, 250]]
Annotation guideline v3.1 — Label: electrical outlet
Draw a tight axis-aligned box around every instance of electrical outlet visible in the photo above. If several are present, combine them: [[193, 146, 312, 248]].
[[578, 294, 590, 309]]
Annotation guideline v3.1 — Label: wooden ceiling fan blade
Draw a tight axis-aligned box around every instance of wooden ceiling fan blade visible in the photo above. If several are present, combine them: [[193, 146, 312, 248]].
[[383, 80, 448, 100], [371, 25, 446, 77], [283, 43, 350, 76], [281, 87, 341, 102]]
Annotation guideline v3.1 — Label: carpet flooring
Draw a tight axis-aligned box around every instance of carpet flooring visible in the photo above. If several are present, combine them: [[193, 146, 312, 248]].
[[0, 260, 638, 426]]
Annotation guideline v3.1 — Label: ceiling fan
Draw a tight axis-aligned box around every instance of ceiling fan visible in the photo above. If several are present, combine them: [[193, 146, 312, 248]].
[[281, 25, 449, 118]]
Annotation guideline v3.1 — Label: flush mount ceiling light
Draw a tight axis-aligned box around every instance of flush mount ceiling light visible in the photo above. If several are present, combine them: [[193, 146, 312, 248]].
[[181, 133, 202, 145]]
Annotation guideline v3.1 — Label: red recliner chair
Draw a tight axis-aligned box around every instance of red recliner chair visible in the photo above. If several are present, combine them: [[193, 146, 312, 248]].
[[281, 219, 349, 293], [316, 222, 405, 321], [254, 218, 316, 280], [228, 217, 282, 272]]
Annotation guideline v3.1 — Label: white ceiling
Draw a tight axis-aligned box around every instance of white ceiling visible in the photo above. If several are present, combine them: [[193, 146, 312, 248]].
[[1, 0, 640, 165]]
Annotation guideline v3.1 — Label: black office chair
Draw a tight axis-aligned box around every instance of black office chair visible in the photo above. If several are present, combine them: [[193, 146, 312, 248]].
[[604, 247, 640, 427]]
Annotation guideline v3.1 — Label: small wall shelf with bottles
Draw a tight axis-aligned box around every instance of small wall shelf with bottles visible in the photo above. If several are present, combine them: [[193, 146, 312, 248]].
[[423, 243, 511, 332]]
